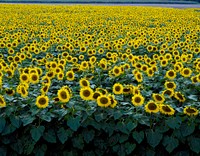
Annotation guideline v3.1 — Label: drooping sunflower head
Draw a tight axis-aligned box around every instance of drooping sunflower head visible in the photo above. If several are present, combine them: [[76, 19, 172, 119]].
[[174, 92, 185, 102], [135, 72, 143, 82], [108, 94, 117, 108], [162, 89, 174, 98], [5, 88, 15, 96], [152, 93, 165, 103], [183, 106, 199, 116], [164, 81, 176, 90], [92, 91, 102, 101], [0, 95, 6, 108], [159, 104, 175, 116], [36, 95, 49, 109]]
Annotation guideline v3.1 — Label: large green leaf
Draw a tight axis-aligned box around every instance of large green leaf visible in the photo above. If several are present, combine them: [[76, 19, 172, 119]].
[[43, 129, 56, 143], [10, 140, 23, 155], [83, 129, 95, 144], [132, 131, 144, 144], [124, 142, 136, 154], [0, 117, 6, 133], [162, 136, 179, 153], [10, 115, 21, 128], [181, 123, 195, 137], [126, 121, 137, 132], [22, 116, 35, 126], [72, 134, 84, 150], [2, 124, 16, 136], [57, 127, 68, 144], [67, 116, 81, 131], [35, 144, 47, 156], [146, 130, 163, 148], [188, 137, 200, 154], [165, 117, 181, 129], [30, 126, 45, 142]]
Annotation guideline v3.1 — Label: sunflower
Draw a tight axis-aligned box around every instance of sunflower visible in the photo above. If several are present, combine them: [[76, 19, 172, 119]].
[[0, 95, 6, 108], [123, 85, 133, 95], [80, 61, 89, 71], [36, 95, 49, 109], [146, 68, 154, 77], [113, 83, 123, 95], [191, 76, 198, 84], [30, 73, 40, 84], [131, 94, 145, 107], [80, 87, 93, 101], [165, 70, 176, 80], [97, 95, 111, 107], [152, 93, 165, 103], [57, 88, 70, 103], [183, 106, 199, 116], [180, 68, 192, 78], [79, 78, 90, 88], [112, 66, 122, 77], [159, 104, 175, 116], [160, 59, 168, 67], [134, 72, 143, 82], [40, 84, 50, 95], [20, 85, 28, 98], [108, 94, 117, 108], [164, 81, 176, 90], [145, 101, 159, 114], [162, 89, 174, 98], [92, 91, 102, 100], [20, 73, 29, 83], [5, 88, 15, 96], [57, 72, 64, 80], [174, 92, 185, 102]]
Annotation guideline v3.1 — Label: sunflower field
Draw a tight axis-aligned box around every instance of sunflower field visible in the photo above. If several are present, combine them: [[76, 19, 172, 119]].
[[0, 4, 200, 155]]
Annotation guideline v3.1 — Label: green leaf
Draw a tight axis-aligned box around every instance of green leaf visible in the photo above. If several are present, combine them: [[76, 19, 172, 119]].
[[83, 129, 95, 144], [10, 115, 21, 128], [119, 134, 129, 143], [2, 124, 16, 135], [132, 131, 144, 144], [67, 116, 81, 131], [57, 127, 68, 144], [30, 126, 45, 142], [23, 140, 35, 155], [162, 136, 179, 153], [113, 110, 123, 120], [126, 121, 137, 132], [40, 114, 51, 122], [187, 95, 198, 101], [108, 134, 119, 146], [0, 117, 6, 133], [188, 137, 200, 154], [124, 142, 136, 155], [22, 116, 35, 126], [146, 130, 163, 148], [116, 122, 128, 134], [72, 134, 84, 150], [35, 144, 47, 156], [43, 129, 56, 143], [10, 140, 23, 154], [94, 113, 106, 122], [165, 117, 181, 129], [181, 123, 195, 137]]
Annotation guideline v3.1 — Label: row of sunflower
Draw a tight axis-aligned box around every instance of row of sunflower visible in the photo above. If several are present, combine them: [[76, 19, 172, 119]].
[[0, 4, 199, 120]]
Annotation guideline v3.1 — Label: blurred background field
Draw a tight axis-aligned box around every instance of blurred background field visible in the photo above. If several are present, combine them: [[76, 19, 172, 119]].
[[0, 0, 199, 4]]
